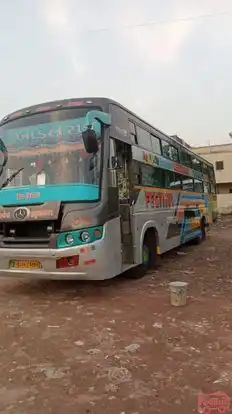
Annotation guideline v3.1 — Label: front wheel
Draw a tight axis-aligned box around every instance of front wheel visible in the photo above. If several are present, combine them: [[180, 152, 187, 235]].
[[135, 233, 159, 278]]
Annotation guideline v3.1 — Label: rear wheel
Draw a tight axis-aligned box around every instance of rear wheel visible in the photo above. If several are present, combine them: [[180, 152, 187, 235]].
[[194, 218, 206, 244]]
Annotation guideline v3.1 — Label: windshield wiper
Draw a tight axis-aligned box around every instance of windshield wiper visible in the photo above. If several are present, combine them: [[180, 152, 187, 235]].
[[0, 168, 24, 189]]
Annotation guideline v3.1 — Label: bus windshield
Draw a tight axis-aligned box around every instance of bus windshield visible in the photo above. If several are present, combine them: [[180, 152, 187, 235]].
[[0, 107, 103, 194]]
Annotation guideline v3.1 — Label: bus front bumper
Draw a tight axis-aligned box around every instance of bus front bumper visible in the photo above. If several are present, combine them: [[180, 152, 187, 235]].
[[0, 242, 110, 280]]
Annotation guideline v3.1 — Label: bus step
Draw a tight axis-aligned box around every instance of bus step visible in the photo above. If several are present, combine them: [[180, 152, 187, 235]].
[[121, 233, 132, 244], [122, 242, 134, 264]]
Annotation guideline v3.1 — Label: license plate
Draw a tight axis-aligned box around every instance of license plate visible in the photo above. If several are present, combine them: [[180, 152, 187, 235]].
[[9, 259, 42, 269]]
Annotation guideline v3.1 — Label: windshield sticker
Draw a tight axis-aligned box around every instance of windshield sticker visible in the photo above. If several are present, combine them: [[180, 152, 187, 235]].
[[2, 117, 101, 150]]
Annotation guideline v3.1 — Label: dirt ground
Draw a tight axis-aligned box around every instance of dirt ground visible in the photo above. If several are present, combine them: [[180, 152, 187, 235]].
[[0, 217, 232, 414]]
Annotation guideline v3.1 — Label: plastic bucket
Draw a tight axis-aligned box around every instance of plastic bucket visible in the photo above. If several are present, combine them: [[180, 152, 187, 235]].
[[169, 281, 188, 307]]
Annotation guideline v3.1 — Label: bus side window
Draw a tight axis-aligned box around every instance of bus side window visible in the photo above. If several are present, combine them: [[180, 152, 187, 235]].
[[182, 176, 194, 191], [203, 181, 210, 193], [202, 163, 209, 177], [172, 173, 182, 189], [194, 179, 204, 193], [137, 126, 152, 151], [129, 121, 137, 145], [192, 158, 202, 172], [181, 151, 192, 168], [210, 182, 216, 194], [162, 141, 179, 162], [139, 164, 163, 188], [208, 165, 215, 181], [164, 171, 182, 189], [130, 160, 140, 185], [150, 135, 161, 155]]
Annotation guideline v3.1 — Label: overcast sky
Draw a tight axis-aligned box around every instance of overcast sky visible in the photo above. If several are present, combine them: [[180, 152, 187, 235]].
[[1, 0, 232, 146]]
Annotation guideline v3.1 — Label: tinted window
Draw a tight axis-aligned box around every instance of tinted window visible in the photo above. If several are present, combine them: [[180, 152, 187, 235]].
[[164, 170, 182, 189], [162, 141, 179, 162], [152, 167, 164, 188], [194, 179, 203, 193], [130, 160, 140, 185], [181, 151, 192, 168], [208, 165, 215, 180], [192, 157, 202, 172], [137, 126, 152, 151], [151, 135, 161, 155], [210, 182, 216, 193], [129, 121, 137, 144], [170, 173, 182, 189], [202, 163, 209, 176], [203, 181, 210, 193], [182, 176, 194, 191], [140, 165, 163, 187]]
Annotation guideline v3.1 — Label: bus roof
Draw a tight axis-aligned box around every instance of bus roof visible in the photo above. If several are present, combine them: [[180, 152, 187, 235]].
[[0, 97, 214, 168]]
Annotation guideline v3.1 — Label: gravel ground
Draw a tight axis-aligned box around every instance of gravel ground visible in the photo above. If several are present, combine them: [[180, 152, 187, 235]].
[[0, 217, 232, 414]]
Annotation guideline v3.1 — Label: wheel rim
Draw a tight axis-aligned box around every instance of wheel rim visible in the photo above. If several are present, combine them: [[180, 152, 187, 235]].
[[142, 244, 150, 266]]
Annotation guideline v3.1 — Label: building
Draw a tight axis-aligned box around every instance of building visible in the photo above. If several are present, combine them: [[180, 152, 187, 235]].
[[194, 143, 232, 213]]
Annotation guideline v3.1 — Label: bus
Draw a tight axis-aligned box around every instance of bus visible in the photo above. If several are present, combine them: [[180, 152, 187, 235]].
[[0, 97, 216, 280]]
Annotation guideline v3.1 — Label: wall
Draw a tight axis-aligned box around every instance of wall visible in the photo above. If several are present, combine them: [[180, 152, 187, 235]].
[[217, 182, 232, 194], [193, 144, 232, 213], [217, 194, 232, 214], [194, 151, 232, 184]]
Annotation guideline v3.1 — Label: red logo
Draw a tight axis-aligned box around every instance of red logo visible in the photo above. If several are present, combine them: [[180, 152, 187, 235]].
[[198, 392, 230, 414], [145, 191, 174, 208], [16, 192, 40, 200]]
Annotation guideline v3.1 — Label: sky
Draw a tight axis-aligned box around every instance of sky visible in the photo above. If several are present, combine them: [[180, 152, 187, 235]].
[[1, 0, 232, 147]]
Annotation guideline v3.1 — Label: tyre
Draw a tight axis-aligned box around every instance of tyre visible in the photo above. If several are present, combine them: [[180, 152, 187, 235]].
[[194, 218, 206, 244], [133, 230, 159, 278]]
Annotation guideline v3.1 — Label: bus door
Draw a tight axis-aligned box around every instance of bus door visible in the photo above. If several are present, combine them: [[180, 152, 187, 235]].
[[111, 140, 134, 264]]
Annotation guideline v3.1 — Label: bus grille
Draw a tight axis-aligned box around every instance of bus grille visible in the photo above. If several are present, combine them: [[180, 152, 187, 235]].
[[0, 221, 56, 249]]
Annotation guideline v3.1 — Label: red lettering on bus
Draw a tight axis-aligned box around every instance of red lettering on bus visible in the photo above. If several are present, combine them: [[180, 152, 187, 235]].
[[30, 209, 54, 219], [153, 193, 159, 208], [145, 191, 174, 208], [145, 192, 152, 206], [16, 192, 40, 200]]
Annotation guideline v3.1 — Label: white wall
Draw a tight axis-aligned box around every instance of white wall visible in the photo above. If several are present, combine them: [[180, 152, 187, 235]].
[[217, 194, 232, 214]]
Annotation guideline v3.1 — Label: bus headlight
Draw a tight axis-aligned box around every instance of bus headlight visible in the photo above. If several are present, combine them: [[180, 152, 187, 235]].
[[65, 234, 74, 245], [80, 231, 91, 243]]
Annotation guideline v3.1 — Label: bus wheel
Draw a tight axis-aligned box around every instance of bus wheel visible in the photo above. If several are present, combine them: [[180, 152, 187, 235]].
[[136, 231, 158, 278], [195, 218, 206, 244]]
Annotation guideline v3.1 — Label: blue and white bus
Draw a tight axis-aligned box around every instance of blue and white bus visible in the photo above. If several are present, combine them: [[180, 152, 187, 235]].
[[0, 98, 216, 279]]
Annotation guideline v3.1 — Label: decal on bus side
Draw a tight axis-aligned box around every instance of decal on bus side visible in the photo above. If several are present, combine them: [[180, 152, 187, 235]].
[[145, 191, 174, 208]]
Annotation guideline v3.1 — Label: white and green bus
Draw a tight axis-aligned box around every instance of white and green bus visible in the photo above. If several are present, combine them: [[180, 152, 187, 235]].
[[0, 97, 216, 279]]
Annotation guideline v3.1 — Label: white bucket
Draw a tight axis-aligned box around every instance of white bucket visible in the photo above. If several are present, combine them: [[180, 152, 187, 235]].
[[169, 281, 188, 307]]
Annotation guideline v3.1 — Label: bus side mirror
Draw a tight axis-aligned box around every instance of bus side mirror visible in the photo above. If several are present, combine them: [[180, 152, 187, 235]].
[[82, 128, 99, 154], [82, 110, 111, 154]]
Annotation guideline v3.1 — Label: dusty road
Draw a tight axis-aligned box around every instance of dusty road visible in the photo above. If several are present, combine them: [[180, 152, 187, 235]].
[[0, 218, 232, 414]]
